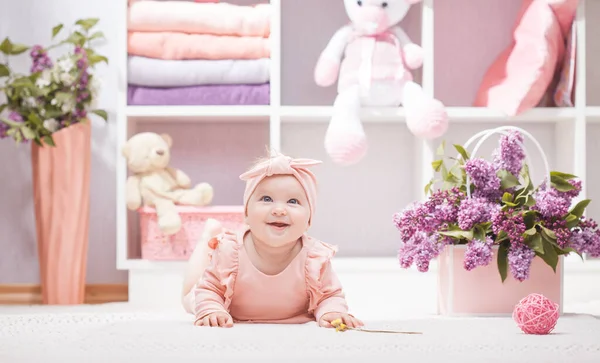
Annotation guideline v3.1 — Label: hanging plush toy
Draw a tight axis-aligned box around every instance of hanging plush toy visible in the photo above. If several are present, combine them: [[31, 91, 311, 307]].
[[314, 0, 449, 165]]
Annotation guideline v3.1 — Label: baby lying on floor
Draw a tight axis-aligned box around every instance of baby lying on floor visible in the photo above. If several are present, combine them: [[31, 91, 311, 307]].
[[181, 152, 362, 328]]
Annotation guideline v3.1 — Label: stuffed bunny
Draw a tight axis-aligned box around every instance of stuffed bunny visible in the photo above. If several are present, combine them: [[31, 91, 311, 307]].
[[314, 0, 449, 165]]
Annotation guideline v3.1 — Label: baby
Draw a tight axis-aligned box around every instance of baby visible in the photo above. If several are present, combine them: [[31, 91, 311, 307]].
[[181, 152, 362, 328]]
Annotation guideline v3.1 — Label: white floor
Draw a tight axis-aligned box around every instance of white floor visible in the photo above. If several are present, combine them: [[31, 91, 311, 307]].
[[1, 301, 600, 363], [3, 259, 600, 363]]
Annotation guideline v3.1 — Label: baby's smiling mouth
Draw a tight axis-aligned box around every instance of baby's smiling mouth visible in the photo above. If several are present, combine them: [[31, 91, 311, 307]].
[[267, 222, 290, 228]]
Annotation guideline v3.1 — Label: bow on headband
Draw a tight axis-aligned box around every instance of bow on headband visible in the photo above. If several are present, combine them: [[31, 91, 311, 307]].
[[239, 153, 322, 224]]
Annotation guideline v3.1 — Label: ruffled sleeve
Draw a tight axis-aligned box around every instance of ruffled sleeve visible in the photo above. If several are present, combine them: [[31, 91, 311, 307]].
[[191, 237, 240, 322], [305, 238, 349, 323]]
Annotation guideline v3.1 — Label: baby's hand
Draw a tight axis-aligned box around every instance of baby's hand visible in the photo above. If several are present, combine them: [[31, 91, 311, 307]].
[[194, 312, 234, 328], [319, 312, 363, 329]]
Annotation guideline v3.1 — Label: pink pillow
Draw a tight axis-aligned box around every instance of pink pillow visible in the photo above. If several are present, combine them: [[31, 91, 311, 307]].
[[473, 1, 566, 115], [526, 0, 578, 37]]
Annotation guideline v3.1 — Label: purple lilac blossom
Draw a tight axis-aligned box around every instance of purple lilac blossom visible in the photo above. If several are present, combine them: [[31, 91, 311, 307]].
[[397, 232, 443, 272], [457, 197, 494, 230], [570, 218, 600, 257], [463, 236, 494, 271], [508, 243, 536, 281], [491, 209, 526, 245], [492, 130, 526, 177], [465, 158, 502, 200], [30, 45, 53, 73]]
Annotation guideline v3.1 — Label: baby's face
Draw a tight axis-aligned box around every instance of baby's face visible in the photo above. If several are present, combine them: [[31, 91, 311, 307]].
[[246, 175, 310, 247]]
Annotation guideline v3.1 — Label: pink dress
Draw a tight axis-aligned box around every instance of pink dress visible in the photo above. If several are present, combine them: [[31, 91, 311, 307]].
[[191, 226, 349, 324]]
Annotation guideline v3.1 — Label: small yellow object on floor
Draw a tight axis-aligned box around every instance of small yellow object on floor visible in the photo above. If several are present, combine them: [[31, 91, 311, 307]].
[[330, 319, 422, 335]]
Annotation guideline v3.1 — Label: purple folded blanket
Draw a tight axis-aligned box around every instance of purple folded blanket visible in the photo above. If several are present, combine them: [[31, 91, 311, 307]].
[[127, 83, 270, 105]]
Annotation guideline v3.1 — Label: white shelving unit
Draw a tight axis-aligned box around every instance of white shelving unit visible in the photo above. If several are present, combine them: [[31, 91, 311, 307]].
[[116, 0, 600, 309]]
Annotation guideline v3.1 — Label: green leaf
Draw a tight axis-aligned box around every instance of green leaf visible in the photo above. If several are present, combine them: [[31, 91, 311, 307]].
[[524, 196, 536, 207], [453, 144, 470, 160], [523, 210, 537, 229], [526, 233, 544, 254], [89, 31, 105, 40], [565, 213, 580, 229], [424, 180, 434, 195], [64, 31, 86, 47], [502, 192, 513, 203], [498, 169, 520, 189], [551, 175, 575, 192], [550, 171, 577, 180], [55, 92, 73, 104], [76, 18, 99, 31], [496, 230, 508, 243], [436, 140, 445, 156], [90, 109, 108, 121], [540, 225, 557, 240], [558, 246, 583, 261], [497, 242, 509, 282], [9, 43, 29, 55], [524, 227, 537, 236], [0, 38, 12, 54], [0, 64, 8, 77], [52, 24, 64, 38], [538, 236, 559, 273], [20, 125, 35, 140], [88, 53, 109, 65], [43, 135, 56, 147], [569, 199, 591, 219], [473, 225, 486, 242], [27, 113, 43, 127], [0, 117, 23, 128], [439, 229, 473, 241], [431, 159, 443, 172]]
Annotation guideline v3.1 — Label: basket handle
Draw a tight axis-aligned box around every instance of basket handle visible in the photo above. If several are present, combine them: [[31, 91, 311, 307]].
[[461, 128, 536, 181], [461, 126, 551, 199]]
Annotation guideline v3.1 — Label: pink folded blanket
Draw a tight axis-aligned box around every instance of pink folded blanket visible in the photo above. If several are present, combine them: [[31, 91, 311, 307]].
[[128, 0, 271, 37], [128, 31, 269, 60]]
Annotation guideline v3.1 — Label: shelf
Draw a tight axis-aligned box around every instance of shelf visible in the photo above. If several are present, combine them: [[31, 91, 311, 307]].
[[586, 107, 600, 119], [278, 106, 575, 123], [125, 105, 271, 121]]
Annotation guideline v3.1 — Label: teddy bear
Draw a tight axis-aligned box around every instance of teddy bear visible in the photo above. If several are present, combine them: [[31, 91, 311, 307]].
[[314, 0, 449, 165], [121, 132, 214, 235]]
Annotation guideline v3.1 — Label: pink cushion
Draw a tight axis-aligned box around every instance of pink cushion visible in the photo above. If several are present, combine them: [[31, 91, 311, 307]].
[[473, 0, 566, 115], [529, 0, 579, 37]]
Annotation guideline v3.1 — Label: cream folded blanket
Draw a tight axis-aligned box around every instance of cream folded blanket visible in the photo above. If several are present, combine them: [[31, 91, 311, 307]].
[[127, 56, 270, 87], [128, 0, 271, 37], [128, 31, 270, 60]]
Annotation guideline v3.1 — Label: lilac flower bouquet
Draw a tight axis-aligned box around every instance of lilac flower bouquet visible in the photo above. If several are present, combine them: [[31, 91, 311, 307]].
[[393, 127, 600, 282], [0, 18, 108, 146]]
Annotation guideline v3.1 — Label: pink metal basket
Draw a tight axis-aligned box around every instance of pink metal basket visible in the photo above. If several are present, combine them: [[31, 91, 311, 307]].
[[138, 205, 245, 260]]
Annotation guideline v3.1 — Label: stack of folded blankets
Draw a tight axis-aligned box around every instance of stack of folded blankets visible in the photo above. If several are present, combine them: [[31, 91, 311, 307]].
[[127, 0, 271, 106]]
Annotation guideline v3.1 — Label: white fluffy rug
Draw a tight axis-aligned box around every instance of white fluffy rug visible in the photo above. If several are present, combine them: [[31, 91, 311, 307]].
[[1, 303, 600, 363]]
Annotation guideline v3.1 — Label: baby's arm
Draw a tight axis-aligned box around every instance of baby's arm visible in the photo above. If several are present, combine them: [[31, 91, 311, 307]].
[[192, 246, 235, 327], [315, 262, 363, 328], [314, 261, 349, 321]]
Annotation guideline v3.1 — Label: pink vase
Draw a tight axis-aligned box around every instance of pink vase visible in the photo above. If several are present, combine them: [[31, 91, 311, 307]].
[[437, 245, 563, 316], [31, 121, 91, 305]]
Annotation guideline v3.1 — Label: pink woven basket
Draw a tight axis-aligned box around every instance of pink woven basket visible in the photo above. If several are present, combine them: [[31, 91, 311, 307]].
[[138, 205, 245, 260]]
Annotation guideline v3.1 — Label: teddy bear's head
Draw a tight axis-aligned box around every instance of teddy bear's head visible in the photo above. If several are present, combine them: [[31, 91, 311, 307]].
[[121, 132, 172, 174], [343, 0, 422, 35]]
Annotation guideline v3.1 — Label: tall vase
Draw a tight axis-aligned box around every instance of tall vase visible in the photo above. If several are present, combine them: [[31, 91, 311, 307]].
[[31, 121, 91, 305]]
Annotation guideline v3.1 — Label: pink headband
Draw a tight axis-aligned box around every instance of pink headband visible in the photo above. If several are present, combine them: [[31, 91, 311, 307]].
[[239, 153, 322, 224]]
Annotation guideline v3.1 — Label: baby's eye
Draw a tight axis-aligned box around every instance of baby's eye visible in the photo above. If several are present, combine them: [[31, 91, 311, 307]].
[[260, 196, 272, 202], [288, 198, 299, 204]]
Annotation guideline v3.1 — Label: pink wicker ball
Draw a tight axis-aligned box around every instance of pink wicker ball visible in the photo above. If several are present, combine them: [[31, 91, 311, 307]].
[[512, 293, 559, 335]]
